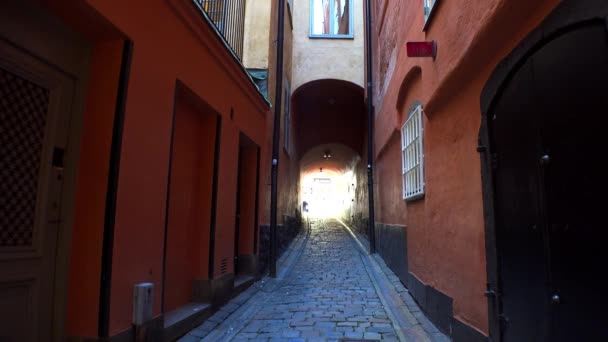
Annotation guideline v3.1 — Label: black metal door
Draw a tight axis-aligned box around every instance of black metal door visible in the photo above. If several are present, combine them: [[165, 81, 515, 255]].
[[533, 24, 608, 342], [492, 59, 550, 342], [492, 23, 608, 341]]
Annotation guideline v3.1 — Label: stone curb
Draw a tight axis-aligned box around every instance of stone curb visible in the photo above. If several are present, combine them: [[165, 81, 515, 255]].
[[336, 218, 449, 342]]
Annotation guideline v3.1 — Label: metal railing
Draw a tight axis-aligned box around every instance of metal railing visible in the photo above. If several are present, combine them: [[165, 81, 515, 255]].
[[194, 0, 247, 60]]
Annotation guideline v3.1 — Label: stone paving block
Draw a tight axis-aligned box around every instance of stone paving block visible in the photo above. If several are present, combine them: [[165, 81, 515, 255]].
[[321, 330, 344, 339], [337, 321, 358, 327], [235, 332, 259, 338], [344, 331, 364, 339], [364, 331, 382, 340], [336, 327, 354, 333], [368, 326, 395, 333], [315, 321, 336, 329], [281, 329, 300, 338]]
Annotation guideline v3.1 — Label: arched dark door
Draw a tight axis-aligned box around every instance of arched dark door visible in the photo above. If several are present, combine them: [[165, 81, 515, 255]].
[[490, 23, 608, 341]]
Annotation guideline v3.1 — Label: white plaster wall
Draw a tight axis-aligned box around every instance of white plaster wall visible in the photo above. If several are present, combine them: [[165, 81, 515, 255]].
[[243, 0, 272, 68], [291, 0, 365, 91]]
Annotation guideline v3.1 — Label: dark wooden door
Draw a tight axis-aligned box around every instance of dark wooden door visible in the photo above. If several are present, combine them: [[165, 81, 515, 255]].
[[492, 23, 608, 341], [0, 34, 75, 342]]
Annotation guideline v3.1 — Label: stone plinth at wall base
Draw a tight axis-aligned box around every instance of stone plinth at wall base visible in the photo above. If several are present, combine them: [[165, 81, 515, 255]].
[[66, 315, 164, 342], [374, 223, 408, 285], [258, 215, 302, 275], [192, 273, 235, 306], [236, 254, 257, 275], [372, 221, 487, 341], [350, 213, 369, 236]]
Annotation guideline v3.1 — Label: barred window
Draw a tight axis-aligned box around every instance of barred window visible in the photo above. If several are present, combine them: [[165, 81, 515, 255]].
[[401, 105, 425, 200]]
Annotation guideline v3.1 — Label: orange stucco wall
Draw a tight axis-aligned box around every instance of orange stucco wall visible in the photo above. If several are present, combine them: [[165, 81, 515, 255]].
[[66, 40, 123, 337], [372, 0, 560, 335], [55, 0, 272, 335], [164, 91, 217, 312], [237, 141, 259, 255]]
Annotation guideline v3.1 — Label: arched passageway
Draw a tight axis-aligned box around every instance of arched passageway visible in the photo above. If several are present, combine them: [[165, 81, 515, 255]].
[[292, 79, 369, 226]]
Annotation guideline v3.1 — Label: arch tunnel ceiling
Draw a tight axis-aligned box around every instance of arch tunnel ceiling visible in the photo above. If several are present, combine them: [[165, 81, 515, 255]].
[[293, 79, 366, 174], [300, 143, 360, 177]]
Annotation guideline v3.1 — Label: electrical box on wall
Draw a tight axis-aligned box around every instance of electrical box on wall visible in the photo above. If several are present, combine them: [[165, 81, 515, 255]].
[[133, 282, 153, 325]]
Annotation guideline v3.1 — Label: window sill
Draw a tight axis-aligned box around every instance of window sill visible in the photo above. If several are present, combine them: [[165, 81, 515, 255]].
[[404, 193, 425, 202], [309, 34, 354, 40]]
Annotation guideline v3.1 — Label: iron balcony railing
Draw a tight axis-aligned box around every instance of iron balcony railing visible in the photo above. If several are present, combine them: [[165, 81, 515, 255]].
[[194, 0, 247, 60]]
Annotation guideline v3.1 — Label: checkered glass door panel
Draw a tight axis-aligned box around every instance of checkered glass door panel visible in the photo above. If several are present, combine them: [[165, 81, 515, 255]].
[[0, 67, 50, 247]]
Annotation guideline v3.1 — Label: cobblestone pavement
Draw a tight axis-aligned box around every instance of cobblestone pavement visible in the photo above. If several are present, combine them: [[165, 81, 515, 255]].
[[181, 219, 447, 341], [231, 220, 398, 341]]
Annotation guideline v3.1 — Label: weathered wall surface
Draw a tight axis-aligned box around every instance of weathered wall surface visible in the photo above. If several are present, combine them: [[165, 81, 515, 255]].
[[371, 0, 560, 337], [243, 0, 271, 68], [263, 0, 299, 227], [51, 0, 273, 335], [291, 0, 364, 91]]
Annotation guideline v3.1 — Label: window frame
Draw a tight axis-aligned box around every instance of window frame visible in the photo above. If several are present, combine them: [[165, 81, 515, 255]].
[[401, 104, 425, 201], [423, 0, 439, 29], [309, 0, 354, 39]]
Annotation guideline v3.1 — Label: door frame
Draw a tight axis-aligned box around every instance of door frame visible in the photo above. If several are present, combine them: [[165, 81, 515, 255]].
[[478, 1, 608, 341], [0, 0, 91, 339]]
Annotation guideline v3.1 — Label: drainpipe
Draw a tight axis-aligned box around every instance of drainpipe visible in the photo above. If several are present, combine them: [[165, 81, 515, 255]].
[[99, 40, 133, 337], [365, 0, 376, 254], [269, 0, 286, 278]]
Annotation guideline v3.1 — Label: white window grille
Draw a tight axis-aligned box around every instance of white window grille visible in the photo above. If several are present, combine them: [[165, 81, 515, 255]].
[[401, 105, 425, 200], [424, 0, 437, 22]]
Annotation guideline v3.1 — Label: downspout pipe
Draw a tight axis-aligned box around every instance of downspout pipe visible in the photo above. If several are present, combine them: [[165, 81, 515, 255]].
[[99, 40, 133, 337], [269, 0, 286, 277], [365, 0, 377, 254]]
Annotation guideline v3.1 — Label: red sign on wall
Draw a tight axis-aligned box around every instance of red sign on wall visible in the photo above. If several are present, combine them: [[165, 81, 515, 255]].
[[406, 41, 437, 60]]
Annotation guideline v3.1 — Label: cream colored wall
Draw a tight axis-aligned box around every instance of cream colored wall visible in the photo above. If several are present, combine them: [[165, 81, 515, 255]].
[[243, 0, 271, 68], [291, 0, 364, 91]]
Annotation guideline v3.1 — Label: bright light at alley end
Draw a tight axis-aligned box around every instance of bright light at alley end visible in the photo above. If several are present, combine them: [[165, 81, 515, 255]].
[[406, 41, 437, 60]]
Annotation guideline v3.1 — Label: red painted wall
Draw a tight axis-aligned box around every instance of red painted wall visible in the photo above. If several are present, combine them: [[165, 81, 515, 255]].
[[66, 39, 123, 337], [164, 91, 217, 312], [56, 0, 272, 334], [372, 0, 560, 335], [237, 141, 258, 256]]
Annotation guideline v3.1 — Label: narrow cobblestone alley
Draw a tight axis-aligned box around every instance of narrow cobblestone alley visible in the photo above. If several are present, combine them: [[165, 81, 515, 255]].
[[181, 219, 446, 341]]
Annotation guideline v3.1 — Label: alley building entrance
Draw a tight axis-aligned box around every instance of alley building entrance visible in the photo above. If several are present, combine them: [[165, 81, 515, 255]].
[[0, 0, 90, 340], [233, 133, 260, 280], [484, 14, 608, 342]]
